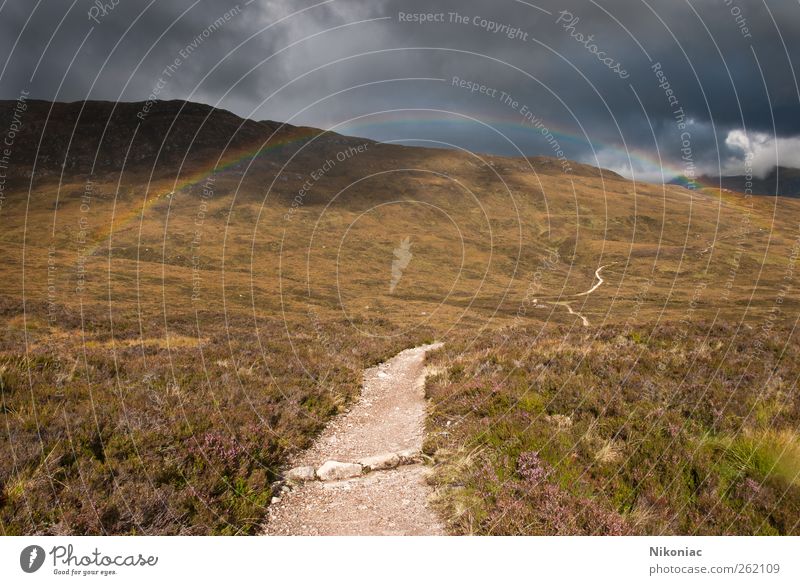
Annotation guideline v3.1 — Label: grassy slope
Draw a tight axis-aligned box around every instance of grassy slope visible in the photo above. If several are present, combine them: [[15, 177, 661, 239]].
[[2, 101, 800, 533], [424, 324, 800, 535]]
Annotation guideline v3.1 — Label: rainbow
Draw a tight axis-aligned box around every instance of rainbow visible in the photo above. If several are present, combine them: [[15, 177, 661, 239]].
[[83, 125, 320, 258], [334, 110, 728, 190], [83, 111, 734, 260]]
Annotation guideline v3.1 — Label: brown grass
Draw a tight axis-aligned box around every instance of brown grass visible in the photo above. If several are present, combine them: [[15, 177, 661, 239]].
[[2, 108, 800, 534], [423, 323, 800, 535]]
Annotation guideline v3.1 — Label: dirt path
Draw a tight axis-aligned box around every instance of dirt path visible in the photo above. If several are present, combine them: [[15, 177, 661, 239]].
[[574, 264, 610, 297], [538, 263, 614, 327], [263, 343, 445, 535], [558, 301, 590, 327]]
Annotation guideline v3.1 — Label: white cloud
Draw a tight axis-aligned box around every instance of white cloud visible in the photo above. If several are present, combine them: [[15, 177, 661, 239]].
[[724, 129, 800, 178]]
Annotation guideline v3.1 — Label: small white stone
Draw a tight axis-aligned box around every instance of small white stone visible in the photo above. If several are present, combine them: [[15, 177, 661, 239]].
[[396, 449, 420, 464], [284, 465, 317, 482], [316, 460, 363, 481], [358, 452, 400, 471]]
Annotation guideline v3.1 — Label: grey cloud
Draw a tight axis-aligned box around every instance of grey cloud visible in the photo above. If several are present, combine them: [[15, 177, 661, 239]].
[[1, 0, 798, 179]]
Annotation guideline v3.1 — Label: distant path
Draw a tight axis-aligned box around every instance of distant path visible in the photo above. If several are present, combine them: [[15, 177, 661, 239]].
[[539, 263, 614, 327], [558, 301, 590, 327], [263, 343, 445, 535], [574, 264, 610, 297]]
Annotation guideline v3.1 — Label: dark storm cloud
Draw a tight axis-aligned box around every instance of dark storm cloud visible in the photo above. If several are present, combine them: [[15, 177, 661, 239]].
[[1, 0, 799, 179]]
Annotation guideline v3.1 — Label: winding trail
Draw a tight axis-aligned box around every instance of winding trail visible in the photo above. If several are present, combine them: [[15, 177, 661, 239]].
[[559, 301, 590, 327], [574, 264, 610, 297], [539, 263, 614, 327], [263, 343, 444, 535]]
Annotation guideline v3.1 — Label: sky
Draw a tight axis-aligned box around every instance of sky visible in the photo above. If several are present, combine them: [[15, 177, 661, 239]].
[[1, 0, 799, 181]]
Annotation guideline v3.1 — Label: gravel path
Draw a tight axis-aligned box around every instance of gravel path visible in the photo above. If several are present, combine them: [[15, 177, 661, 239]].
[[263, 343, 444, 535], [540, 263, 615, 327]]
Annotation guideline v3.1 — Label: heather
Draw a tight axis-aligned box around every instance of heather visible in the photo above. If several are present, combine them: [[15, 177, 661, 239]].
[[424, 322, 800, 535], [0, 298, 430, 534]]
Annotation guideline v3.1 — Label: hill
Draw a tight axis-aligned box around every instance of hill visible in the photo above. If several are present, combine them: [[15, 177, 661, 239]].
[[670, 166, 800, 197], [1, 99, 799, 535]]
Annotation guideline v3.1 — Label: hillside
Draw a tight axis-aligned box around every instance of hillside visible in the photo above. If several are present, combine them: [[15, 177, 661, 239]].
[[671, 166, 800, 197], [0, 99, 320, 179], [1, 100, 800, 535]]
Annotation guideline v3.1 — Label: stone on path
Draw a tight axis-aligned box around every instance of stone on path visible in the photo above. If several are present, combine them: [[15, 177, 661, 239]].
[[264, 343, 444, 535], [285, 466, 317, 482], [358, 452, 400, 471], [397, 449, 421, 464], [316, 460, 363, 481]]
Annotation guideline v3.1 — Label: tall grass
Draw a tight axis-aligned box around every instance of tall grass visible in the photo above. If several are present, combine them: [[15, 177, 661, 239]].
[[425, 323, 800, 535], [708, 429, 800, 488]]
